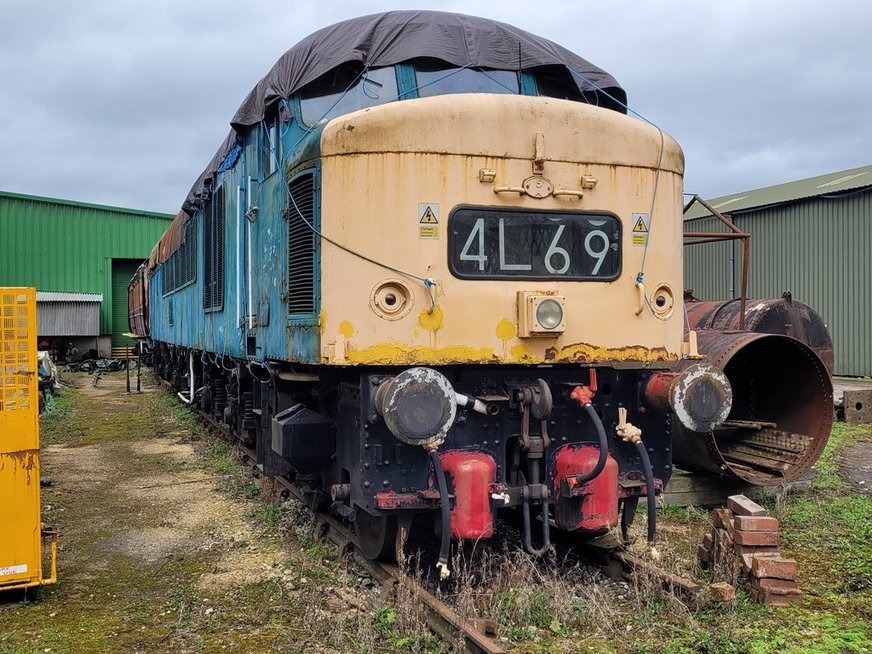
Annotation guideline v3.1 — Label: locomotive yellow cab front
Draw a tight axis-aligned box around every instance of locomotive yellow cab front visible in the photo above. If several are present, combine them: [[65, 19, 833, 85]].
[[314, 93, 685, 367]]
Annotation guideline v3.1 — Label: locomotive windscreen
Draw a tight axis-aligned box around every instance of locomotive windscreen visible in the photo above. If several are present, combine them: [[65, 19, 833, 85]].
[[448, 207, 621, 280]]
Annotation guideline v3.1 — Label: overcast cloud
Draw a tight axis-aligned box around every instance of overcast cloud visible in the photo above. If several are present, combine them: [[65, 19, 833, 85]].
[[1, 1, 869, 214]]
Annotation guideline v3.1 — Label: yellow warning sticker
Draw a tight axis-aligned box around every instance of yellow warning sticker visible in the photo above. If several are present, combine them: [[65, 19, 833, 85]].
[[418, 203, 439, 239], [631, 212, 650, 247]]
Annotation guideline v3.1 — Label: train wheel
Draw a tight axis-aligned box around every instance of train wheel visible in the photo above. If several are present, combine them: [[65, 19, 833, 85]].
[[355, 511, 398, 561]]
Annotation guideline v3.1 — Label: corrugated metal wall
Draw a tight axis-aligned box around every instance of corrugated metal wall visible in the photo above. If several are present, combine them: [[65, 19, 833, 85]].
[[36, 301, 101, 336], [684, 216, 734, 301], [684, 191, 872, 376], [0, 192, 172, 336], [111, 260, 141, 346]]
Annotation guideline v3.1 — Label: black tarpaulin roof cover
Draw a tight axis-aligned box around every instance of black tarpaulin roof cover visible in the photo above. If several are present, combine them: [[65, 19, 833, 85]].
[[182, 10, 625, 215]]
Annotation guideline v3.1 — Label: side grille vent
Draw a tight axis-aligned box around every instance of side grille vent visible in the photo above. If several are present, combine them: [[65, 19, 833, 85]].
[[204, 186, 225, 311], [161, 220, 196, 296], [287, 172, 316, 315]]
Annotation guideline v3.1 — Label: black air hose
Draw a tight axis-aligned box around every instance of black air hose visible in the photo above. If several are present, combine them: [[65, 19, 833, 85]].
[[634, 440, 657, 544], [428, 449, 451, 577], [579, 403, 609, 483]]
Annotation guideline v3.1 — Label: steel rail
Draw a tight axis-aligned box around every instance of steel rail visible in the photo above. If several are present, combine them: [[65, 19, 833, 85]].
[[173, 380, 700, 645], [191, 405, 506, 654]]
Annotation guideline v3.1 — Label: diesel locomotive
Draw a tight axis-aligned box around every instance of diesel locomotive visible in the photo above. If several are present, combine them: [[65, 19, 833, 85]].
[[129, 11, 831, 573]]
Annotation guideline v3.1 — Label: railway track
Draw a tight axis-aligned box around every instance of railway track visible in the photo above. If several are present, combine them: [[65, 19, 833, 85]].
[[188, 397, 701, 653]]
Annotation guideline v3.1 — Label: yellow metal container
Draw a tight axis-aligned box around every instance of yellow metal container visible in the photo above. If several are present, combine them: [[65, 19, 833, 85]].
[[0, 287, 57, 592]]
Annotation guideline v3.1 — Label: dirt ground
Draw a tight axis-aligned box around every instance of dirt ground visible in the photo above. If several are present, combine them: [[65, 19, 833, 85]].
[[841, 443, 872, 495], [0, 372, 414, 654], [1, 371, 870, 654]]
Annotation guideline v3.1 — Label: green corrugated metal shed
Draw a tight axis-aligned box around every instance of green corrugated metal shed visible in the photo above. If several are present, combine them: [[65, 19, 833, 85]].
[[684, 165, 872, 377], [0, 190, 172, 344]]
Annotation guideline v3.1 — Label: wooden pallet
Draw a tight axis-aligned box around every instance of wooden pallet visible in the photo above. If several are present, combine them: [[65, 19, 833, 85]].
[[110, 346, 134, 360]]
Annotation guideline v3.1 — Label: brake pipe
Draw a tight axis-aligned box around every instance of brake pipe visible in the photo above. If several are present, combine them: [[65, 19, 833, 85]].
[[616, 407, 657, 548], [455, 392, 488, 415], [569, 385, 609, 484], [427, 448, 452, 580]]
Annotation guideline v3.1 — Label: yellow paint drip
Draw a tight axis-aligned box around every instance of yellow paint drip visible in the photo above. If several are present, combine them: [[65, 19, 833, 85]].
[[417, 305, 444, 332], [318, 309, 327, 335], [339, 320, 354, 338], [496, 318, 516, 341]]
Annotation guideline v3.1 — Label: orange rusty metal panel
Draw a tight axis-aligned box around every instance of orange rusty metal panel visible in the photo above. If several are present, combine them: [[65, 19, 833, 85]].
[[0, 287, 57, 591]]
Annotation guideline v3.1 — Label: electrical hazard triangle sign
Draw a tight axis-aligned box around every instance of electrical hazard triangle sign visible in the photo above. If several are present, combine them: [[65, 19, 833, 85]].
[[419, 206, 438, 224], [632, 216, 649, 233]]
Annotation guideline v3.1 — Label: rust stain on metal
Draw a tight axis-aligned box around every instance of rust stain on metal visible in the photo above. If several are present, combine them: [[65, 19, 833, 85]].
[[672, 330, 833, 486], [685, 295, 834, 376], [1, 449, 40, 474], [546, 342, 676, 363]]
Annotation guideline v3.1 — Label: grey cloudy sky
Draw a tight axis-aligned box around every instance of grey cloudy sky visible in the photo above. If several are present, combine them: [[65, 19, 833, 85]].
[[1, 1, 869, 214]]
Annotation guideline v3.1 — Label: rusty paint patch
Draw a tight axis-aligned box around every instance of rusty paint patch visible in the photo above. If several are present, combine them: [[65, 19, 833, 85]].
[[546, 342, 676, 363], [0, 449, 39, 474], [345, 343, 499, 366], [340, 339, 676, 366], [509, 343, 534, 361]]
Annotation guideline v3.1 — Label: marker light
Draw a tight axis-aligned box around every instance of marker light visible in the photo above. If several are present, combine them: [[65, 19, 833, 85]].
[[517, 292, 566, 337], [536, 299, 563, 330]]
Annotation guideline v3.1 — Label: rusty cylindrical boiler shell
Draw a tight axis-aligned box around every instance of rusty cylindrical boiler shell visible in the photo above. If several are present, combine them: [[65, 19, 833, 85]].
[[672, 331, 833, 486], [685, 295, 834, 376]]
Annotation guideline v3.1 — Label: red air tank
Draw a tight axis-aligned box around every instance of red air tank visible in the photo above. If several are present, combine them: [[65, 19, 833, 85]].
[[439, 451, 496, 540], [553, 444, 619, 533]]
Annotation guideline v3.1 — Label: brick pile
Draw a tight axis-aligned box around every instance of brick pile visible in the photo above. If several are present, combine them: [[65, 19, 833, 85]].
[[697, 494, 802, 607]]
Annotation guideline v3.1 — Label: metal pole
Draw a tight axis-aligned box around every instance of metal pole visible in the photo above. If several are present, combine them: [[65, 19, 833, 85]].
[[740, 237, 750, 330], [136, 345, 141, 393], [126, 346, 131, 394]]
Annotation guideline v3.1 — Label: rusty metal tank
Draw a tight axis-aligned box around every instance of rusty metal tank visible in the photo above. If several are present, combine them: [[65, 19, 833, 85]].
[[672, 330, 833, 486], [685, 292, 834, 376]]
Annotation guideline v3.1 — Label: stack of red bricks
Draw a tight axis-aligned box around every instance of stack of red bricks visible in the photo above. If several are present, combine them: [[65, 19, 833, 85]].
[[697, 494, 802, 607]]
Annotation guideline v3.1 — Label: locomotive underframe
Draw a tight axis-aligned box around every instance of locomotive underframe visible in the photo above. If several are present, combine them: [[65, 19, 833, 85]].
[[153, 342, 672, 554]]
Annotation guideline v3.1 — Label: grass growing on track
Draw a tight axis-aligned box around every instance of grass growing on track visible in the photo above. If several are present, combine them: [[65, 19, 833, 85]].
[[4, 373, 869, 653], [0, 372, 443, 654], [435, 422, 872, 654]]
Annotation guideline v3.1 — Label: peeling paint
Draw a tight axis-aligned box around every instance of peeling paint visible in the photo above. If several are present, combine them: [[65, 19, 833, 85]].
[[341, 339, 675, 366], [339, 320, 354, 338], [546, 342, 676, 363], [509, 343, 534, 360], [345, 343, 499, 365]]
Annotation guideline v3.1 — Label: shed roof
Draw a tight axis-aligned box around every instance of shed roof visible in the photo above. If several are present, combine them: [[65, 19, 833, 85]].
[[36, 292, 103, 303], [684, 164, 872, 220], [0, 190, 174, 221]]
